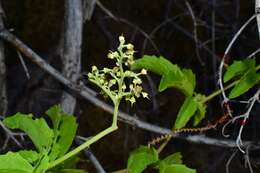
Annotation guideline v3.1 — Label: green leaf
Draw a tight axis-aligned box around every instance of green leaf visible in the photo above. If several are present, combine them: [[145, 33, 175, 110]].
[[158, 70, 195, 96], [17, 150, 39, 164], [193, 94, 207, 126], [162, 152, 183, 165], [224, 59, 255, 83], [34, 155, 49, 173], [174, 97, 198, 129], [131, 55, 178, 75], [127, 146, 159, 173], [182, 69, 196, 92], [46, 105, 62, 130], [3, 113, 54, 152], [158, 163, 196, 173], [132, 55, 196, 96], [57, 169, 87, 173], [228, 70, 260, 99], [0, 152, 34, 173], [46, 105, 78, 160]]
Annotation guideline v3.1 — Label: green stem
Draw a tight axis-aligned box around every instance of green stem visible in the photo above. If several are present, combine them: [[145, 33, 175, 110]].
[[47, 102, 120, 170], [202, 64, 260, 103], [256, 64, 260, 71], [202, 80, 238, 103]]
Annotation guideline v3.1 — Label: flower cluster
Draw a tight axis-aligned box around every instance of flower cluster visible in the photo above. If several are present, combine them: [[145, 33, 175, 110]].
[[88, 36, 148, 105]]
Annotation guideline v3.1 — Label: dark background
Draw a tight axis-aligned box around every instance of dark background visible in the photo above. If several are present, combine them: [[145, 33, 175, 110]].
[[1, 1, 260, 173]]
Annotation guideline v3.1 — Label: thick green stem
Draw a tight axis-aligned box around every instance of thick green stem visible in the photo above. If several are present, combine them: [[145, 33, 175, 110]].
[[47, 102, 120, 170]]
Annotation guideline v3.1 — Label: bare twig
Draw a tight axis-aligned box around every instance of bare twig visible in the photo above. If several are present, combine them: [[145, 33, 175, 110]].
[[218, 14, 256, 118], [0, 120, 25, 150], [0, 0, 7, 117], [76, 137, 106, 173], [235, 89, 260, 153], [255, 0, 260, 38], [17, 51, 30, 79], [226, 150, 238, 173], [185, 0, 204, 66], [96, 0, 160, 55], [244, 145, 254, 173], [247, 47, 260, 58]]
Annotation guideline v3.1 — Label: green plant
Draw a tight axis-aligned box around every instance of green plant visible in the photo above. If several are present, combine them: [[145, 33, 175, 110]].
[[0, 36, 148, 173], [0, 105, 80, 173], [125, 55, 259, 173], [131, 55, 260, 129], [1, 36, 258, 173], [127, 146, 196, 173]]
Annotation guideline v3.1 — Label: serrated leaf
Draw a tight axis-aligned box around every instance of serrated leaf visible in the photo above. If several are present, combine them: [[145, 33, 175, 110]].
[[46, 105, 62, 130], [0, 152, 34, 173], [158, 71, 182, 92], [224, 59, 255, 83], [158, 163, 196, 173], [132, 55, 196, 96], [56, 115, 78, 157], [174, 97, 198, 129], [3, 113, 53, 152], [193, 94, 207, 126], [229, 70, 260, 99], [18, 150, 39, 164], [158, 70, 195, 96], [182, 69, 196, 92], [163, 152, 183, 165], [131, 55, 178, 75], [127, 146, 159, 173], [46, 105, 78, 160]]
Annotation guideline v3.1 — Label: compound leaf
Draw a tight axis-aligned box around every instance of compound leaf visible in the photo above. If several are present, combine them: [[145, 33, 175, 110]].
[[174, 97, 198, 129], [17, 150, 39, 164], [132, 55, 196, 96], [228, 70, 260, 99], [127, 146, 159, 173], [162, 152, 183, 165], [131, 55, 178, 75], [3, 113, 53, 152], [0, 152, 34, 173], [158, 163, 196, 173], [224, 59, 255, 83], [46, 105, 78, 160], [193, 94, 207, 126]]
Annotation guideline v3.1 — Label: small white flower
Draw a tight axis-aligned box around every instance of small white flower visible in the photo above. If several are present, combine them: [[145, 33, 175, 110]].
[[133, 78, 142, 85], [142, 92, 149, 98], [126, 43, 134, 50], [141, 69, 147, 75], [119, 36, 125, 43], [122, 84, 126, 90], [92, 65, 98, 72], [107, 52, 114, 59]]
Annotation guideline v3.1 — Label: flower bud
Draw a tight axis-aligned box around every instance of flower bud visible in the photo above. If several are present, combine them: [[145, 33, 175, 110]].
[[107, 52, 114, 59], [119, 36, 125, 44], [92, 66, 98, 72], [126, 43, 134, 50], [141, 69, 147, 75]]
